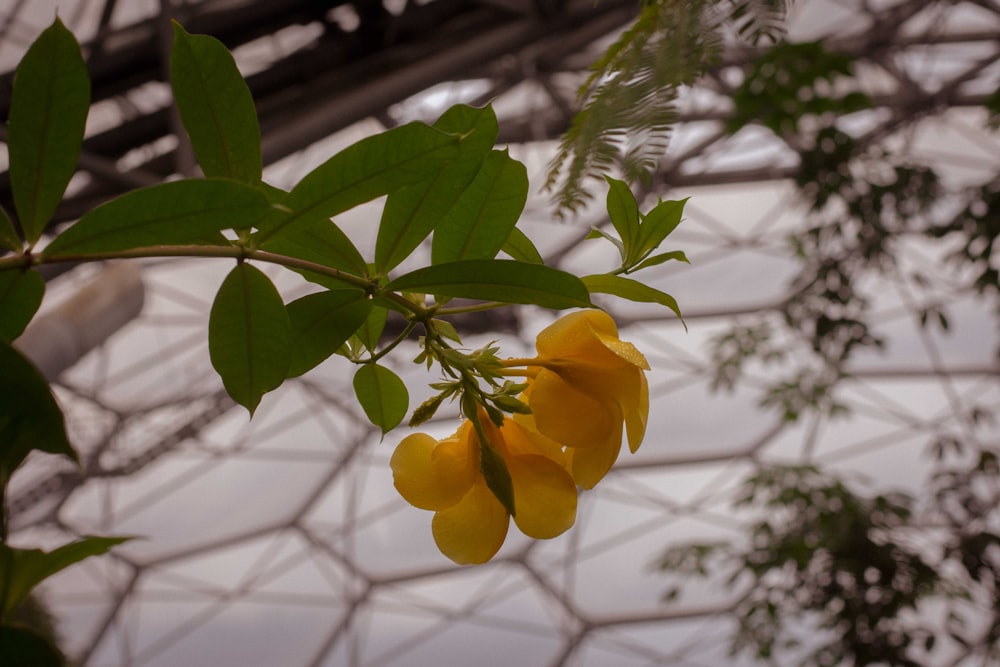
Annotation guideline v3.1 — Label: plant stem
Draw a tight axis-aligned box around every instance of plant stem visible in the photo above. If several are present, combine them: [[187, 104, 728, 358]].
[[0, 246, 435, 318]]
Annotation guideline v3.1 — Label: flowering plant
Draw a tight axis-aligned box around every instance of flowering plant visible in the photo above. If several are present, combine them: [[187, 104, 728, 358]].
[[394, 310, 650, 563], [0, 18, 688, 657]]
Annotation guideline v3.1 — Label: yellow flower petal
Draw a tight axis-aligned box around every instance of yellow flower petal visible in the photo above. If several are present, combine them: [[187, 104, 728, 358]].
[[507, 454, 577, 539], [529, 369, 619, 449], [391, 431, 474, 511], [566, 434, 622, 489], [536, 310, 619, 364], [432, 479, 510, 565], [625, 370, 648, 453], [595, 331, 650, 370], [502, 415, 566, 466]]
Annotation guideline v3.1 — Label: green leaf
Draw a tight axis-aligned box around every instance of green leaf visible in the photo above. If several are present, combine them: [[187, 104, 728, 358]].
[[286, 290, 372, 377], [605, 176, 640, 264], [208, 264, 291, 415], [583, 274, 684, 323], [258, 220, 368, 289], [630, 249, 690, 272], [170, 22, 262, 184], [0, 537, 131, 619], [409, 391, 449, 428], [432, 150, 528, 263], [637, 198, 687, 258], [353, 363, 408, 434], [588, 226, 625, 256], [7, 18, 90, 245], [386, 260, 592, 310], [0, 206, 21, 252], [430, 318, 461, 344], [0, 624, 65, 667], [501, 226, 543, 264], [256, 122, 460, 242], [0, 341, 76, 489], [356, 305, 388, 352], [375, 104, 498, 272], [43, 180, 273, 257], [479, 436, 516, 516], [0, 270, 44, 342]]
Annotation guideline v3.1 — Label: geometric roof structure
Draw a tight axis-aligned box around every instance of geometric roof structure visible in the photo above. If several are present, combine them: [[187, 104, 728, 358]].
[[3, 0, 999, 665]]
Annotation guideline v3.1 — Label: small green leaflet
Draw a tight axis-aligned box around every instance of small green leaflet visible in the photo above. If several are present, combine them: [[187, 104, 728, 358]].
[[582, 274, 685, 325], [386, 260, 592, 310], [0, 537, 132, 619], [353, 363, 409, 435], [0, 270, 44, 342], [432, 149, 528, 264], [7, 18, 90, 245], [593, 180, 689, 272], [0, 341, 76, 490], [43, 180, 274, 257], [208, 264, 291, 415], [636, 197, 687, 261], [629, 250, 689, 273], [286, 290, 372, 377], [605, 176, 640, 264], [170, 22, 262, 184]]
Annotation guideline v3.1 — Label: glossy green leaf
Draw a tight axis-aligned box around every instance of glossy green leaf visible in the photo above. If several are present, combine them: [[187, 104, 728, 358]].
[[7, 18, 90, 245], [375, 104, 498, 272], [638, 198, 687, 257], [630, 250, 690, 272], [208, 264, 291, 414], [0, 270, 44, 342], [286, 290, 372, 377], [356, 305, 388, 352], [0, 537, 131, 619], [500, 226, 543, 264], [432, 150, 528, 263], [258, 220, 368, 290], [386, 260, 592, 310], [582, 273, 684, 323], [43, 180, 273, 257], [257, 122, 460, 242], [0, 341, 76, 489], [0, 206, 21, 252], [353, 363, 408, 434], [605, 176, 640, 263], [170, 22, 262, 184]]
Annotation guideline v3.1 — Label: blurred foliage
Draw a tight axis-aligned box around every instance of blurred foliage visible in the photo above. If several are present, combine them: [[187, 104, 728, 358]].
[[659, 454, 1000, 665], [710, 37, 999, 422], [673, 24, 1000, 667], [726, 41, 870, 136]]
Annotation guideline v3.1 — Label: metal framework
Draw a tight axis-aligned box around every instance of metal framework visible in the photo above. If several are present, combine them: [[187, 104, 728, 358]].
[[3, 0, 999, 665]]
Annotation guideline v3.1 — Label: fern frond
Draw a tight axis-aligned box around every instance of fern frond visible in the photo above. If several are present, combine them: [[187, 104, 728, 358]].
[[546, 0, 789, 217], [726, 0, 788, 46], [546, 0, 726, 217]]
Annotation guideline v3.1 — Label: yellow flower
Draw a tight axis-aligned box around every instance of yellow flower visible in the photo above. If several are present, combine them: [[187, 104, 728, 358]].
[[508, 310, 650, 489], [391, 416, 577, 565]]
